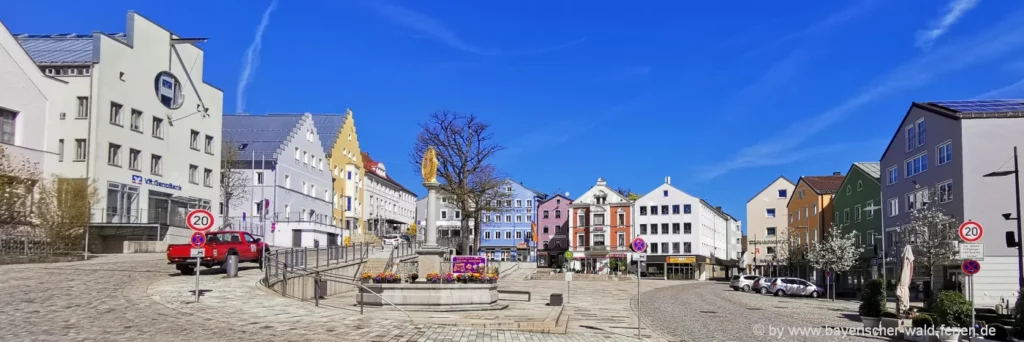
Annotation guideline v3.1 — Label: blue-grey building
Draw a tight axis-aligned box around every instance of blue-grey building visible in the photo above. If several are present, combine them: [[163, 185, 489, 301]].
[[880, 100, 1024, 308], [221, 113, 340, 247], [479, 180, 547, 262]]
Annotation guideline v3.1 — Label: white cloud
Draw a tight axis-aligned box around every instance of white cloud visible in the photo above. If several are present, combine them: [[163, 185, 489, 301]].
[[915, 0, 981, 49], [699, 9, 1024, 180], [973, 78, 1024, 99], [236, 0, 279, 114]]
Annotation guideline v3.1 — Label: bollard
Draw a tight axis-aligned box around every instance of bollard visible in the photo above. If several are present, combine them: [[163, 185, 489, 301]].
[[225, 254, 240, 278]]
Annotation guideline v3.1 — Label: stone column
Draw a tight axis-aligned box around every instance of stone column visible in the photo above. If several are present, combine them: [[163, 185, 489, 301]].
[[416, 181, 446, 279]]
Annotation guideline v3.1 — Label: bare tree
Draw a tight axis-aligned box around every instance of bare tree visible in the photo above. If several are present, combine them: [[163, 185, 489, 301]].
[[614, 187, 641, 201], [468, 165, 513, 253], [771, 228, 808, 275], [220, 145, 251, 226], [33, 177, 100, 250], [898, 188, 958, 284], [550, 187, 567, 198], [410, 110, 504, 254], [0, 145, 40, 233]]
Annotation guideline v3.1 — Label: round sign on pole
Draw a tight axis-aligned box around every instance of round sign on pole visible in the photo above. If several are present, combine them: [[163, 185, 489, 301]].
[[958, 220, 984, 243], [190, 232, 206, 248], [631, 237, 647, 253], [755, 247, 760, 254], [825, 271, 832, 278], [564, 251, 574, 259], [186, 209, 215, 232], [961, 259, 981, 275]]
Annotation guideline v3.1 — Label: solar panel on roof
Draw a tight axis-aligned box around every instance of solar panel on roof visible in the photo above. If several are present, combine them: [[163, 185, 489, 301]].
[[931, 100, 1024, 113]]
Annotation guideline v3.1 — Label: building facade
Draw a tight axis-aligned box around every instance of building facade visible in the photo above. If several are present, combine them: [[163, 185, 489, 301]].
[[222, 113, 338, 247], [310, 111, 364, 236], [880, 100, 1024, 307], [745, 176, 795, 275], [479, 180, 545, 262], [361, 152, 416, 236], [16, 12, 223, 252], [569, 178, 632, 274], [536, 194, 572, 268], [830, 162, 881, 293], [634, 177, 705, 280], [415, 192, 475, 254], [786, 173, 844, 281]]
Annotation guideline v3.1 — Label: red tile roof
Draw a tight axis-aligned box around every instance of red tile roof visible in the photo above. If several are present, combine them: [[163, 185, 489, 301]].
[[362, 152, 417, 196], [802, 175, 845, 194]]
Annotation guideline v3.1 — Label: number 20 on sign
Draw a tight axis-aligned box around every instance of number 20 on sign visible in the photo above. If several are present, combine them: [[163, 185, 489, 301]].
[[187, 209, 215, 232], [958, 220, 984, 243]]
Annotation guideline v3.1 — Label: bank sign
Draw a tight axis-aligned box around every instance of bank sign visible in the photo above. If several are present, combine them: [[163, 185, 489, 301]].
[[131, 175, 182, 191]]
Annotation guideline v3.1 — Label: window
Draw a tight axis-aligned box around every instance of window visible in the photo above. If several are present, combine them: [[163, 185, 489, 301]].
[[938, 181, 954, 203], [515, 231, 523, 240], [109, 102, 122, 125], [205, 135, 214, 154], [660, 205, 669, 215], [617, 233, 625, 246], [905, 124, 916, 151], [593, 214, 605, 225], [651, 243, 659, 254], [483, 215, 490, 223], [887, 166, 898, 185], [440, 210, 448, 219], [188, 130, 199, 150], [505, 231, 512, 239], [866, 200, 875, 218], [938, 141, 953, 165], [855, 205, 863, 221], [505, 200, 512, 207], [204, 168, 212, 187], [151, 117, 163, 138], [74, 139, 87, 161], [650, 206, 658, 215], [618, 212, 625, 225], [494, 215, 502, 223], [639, 206, 647, 215], [766, 208, 776, 218], [846, 185, 852, 195], [683, 223, 692, 234], [543, 225, 549, 234], [766, 227, 776, 236], [107, 143, 121, 166], [516, 215, 523, 223], [672, 205, 680, 214], [189, 165, 198, 184], [672, 223, 680, 234], [661, 223, 668, 234], [453, 210, 462, 219], [284, 174, 291, 188], [683, 242, 692, 254], [505, 215, 512, 222], [347, 171, 352, 180], [302, 151, 308, 164], [484, 231, 491, 239], [650, 223, 658, 234], [555, 210, 561, 219], [128, 148, 140, 170], [577, 234, 585, 246], [543, 210, 549, 219], [906, 189, 928, 211], [672, 242, 680, 254], [640, 224, 647, 234], [58, 139, 64, 161], [904, 153, 928, 178], [812, 203, 818, 215], [294, 148, 300, 160], [77, 97, 89, 118], [663, 190, 669, 197], [0, 109, 15, 144], [917, 119, 926, 146], [766, 246, 775, 255], [516, 199, 523, 207], [857, 181, 864, 191], [778, 189, 787, 198], [130, 109, 142, 131], [527, 200, 533, 207], [150, 154, 162, 175], [683, 204, 691, 214], [888, 198, 898, 217]]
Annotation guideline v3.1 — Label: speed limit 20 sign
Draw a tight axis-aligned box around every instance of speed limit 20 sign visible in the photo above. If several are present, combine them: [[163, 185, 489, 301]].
[[958, 220, 984, 243], [186, 209, 215, 232]]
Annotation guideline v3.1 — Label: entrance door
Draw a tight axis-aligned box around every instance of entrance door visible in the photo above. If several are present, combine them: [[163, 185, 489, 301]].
[[292, 230, 302, 247]]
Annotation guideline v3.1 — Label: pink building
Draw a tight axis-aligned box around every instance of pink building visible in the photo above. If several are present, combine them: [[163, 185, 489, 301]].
[[536, 194, 572, 268]]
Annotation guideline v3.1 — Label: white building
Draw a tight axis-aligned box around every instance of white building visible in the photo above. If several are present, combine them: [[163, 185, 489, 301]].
[[361, 152, 417, 235], [15, 12, 223, 252], [415, 193, 475, 254], [745, 176, 796, 275], [0, 20, 65, 175], [222, 113, 339, 248]]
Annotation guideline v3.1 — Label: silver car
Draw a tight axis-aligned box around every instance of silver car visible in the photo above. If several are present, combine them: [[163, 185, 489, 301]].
[[768, 277, 825, 298], [752, 277, 775, 294], [729, 274, 759, 292]]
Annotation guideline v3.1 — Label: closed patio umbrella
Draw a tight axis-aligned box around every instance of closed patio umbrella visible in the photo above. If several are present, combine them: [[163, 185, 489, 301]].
[[895, 245, 915, 314]]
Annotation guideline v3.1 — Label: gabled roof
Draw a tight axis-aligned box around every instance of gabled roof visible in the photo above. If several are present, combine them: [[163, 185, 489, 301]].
[[362, 152, 417, 197], [307, 113, 348, 153], [802, 175, 845, 195], [852, 162, 881, 180], [509, 179, 546, 199], [222, 114, 304, 158], [880, 100, 1024, 161], [539, 194, 572, 205], [745, 175, 795, 204], [14, 33, 125, 65]]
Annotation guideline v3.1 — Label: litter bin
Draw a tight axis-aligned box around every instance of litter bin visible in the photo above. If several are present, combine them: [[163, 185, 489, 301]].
[[225, 254, 239, 278], [549, 293, 563, 306]]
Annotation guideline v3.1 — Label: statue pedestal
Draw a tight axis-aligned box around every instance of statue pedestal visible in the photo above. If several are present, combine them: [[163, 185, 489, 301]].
[[417, 247, 446, 276]]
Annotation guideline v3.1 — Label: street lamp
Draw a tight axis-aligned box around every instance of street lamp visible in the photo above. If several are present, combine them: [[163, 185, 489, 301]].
[[983, 146, 1023, 290]]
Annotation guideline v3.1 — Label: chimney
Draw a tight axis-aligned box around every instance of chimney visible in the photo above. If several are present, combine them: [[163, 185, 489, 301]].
[[665, 176, 671, 185], [833, 172, 842, 176], [715, 206, 722, 211]]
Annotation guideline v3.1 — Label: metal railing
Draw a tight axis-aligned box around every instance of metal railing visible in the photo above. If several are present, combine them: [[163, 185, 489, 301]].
[[88, 208, 187, 226], [0, 231, 81, 261]]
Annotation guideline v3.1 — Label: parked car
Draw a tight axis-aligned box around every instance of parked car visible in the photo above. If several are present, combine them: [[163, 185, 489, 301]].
[[729, 274, 759, 292], [768, 277, 826, 298], [166, 231, 267, 275], [382, 234, 401, 246], [753, 277, 775, 294]]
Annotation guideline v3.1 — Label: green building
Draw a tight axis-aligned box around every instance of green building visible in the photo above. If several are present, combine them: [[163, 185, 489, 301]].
[[829, 162, 881, 294]]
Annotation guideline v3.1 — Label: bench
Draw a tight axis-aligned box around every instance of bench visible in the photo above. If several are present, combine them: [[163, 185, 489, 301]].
[[497, 290, 531, 302]]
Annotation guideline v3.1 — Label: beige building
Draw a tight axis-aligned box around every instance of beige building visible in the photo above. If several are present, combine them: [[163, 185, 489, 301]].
[[744, 176, 795, 275]]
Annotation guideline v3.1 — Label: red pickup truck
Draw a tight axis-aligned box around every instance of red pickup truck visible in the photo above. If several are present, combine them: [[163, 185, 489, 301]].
[[166, 231, 268, 275]]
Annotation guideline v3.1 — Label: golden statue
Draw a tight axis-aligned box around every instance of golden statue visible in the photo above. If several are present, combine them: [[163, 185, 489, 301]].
[[421, 146, 439, 184]]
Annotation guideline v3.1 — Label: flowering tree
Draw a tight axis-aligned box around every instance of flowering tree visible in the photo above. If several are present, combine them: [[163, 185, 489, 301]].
[[898, 190, 959, 283], [0, 145, 41, 232], [770, 228, 808, 276], [808, 223, 863, 274]]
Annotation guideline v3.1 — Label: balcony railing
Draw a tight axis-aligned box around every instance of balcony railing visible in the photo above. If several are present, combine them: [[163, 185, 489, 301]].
[[89, 208, 187, 227]]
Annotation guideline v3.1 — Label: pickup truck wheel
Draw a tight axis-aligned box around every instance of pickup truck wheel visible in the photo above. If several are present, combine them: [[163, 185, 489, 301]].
[[177, 265, 195, 276]]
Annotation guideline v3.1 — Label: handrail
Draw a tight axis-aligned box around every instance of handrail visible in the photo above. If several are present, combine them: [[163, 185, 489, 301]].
[[315, 271, 413, 321]]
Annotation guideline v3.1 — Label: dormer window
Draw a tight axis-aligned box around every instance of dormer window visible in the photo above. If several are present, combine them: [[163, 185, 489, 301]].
[[506, 186, 513, 193]]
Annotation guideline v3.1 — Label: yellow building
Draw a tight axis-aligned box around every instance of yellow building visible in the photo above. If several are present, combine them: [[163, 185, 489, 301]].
[[310, 110, 364, 238]]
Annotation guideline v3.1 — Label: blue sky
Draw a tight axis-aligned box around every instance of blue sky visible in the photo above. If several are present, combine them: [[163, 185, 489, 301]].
[[5, 0, 1024, 233]]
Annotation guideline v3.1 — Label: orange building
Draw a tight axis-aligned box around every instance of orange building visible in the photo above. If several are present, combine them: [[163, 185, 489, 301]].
[[785, 172, 845, 279], [569, 178, 632, 274]]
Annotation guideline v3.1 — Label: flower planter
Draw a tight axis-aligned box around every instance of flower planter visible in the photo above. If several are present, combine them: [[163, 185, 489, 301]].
[[881, 317, 903, 329], [936, 327, 960, 342], [860, 316, 881, 328]]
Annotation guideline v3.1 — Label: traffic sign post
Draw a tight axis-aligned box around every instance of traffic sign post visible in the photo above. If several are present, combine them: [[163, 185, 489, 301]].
[[959, 243, 985, 260], [186, 209, 216, 232], [961, 259, 981, 331], [631, 237, 647, 253], [190, 232, 206, 248], [959, 220, 984, 243], [191, 247, 205, 303]]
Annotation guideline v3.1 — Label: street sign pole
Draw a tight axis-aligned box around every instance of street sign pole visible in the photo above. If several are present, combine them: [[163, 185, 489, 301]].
[[195, 255, 201, 302], [970, 274, 975, 336], [637, 255, 642, 342]]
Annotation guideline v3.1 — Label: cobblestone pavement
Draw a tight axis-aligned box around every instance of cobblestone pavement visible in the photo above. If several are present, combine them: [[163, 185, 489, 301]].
[[637, 282, 890, 342]]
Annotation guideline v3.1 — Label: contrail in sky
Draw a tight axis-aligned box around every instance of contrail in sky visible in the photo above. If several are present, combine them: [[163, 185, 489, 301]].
[[236, 0, 279, 113]]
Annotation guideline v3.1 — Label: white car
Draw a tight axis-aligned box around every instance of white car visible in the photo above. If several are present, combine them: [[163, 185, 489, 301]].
[[383, 234, 401, 246]]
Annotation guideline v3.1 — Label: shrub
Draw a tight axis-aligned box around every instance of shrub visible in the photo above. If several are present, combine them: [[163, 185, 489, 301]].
[[1015, 290, 1024, 338], [912, 313, 934, 328], [859, 279, 886, 318], [409, 273, 419, 282], [931, 291, 972, 328]]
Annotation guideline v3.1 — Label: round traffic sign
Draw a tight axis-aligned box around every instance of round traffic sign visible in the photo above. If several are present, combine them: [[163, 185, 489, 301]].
[[564, 251, 573, 259], [959, 220, 984, 243], [186, 209, 215, 232], [190, 232, 206, 248], [962, 259, 981, 275], [825, 271, 832, 278], [631, 237, 647, 253], [755, 247, 760, 254]]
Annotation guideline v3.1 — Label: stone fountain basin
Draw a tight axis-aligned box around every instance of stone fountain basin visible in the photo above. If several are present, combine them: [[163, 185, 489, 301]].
[[356, 282, 501, 311]]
